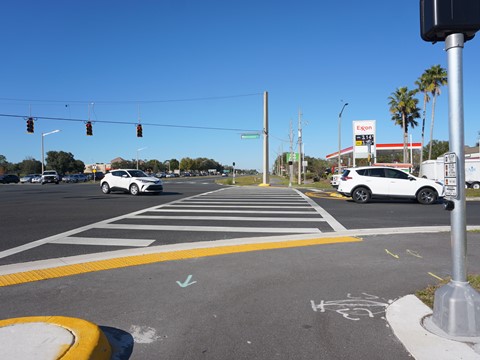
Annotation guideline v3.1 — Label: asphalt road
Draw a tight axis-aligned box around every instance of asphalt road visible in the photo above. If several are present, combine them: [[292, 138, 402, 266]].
[[1, 181, 480, 266], [2, 182, 480, 359]]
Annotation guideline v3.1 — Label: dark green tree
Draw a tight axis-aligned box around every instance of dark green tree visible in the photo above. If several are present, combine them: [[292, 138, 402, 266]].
[[424, 140, 449, 160], [388, 87, 420, 163], [45, 151, 84, 174], [426, 65, 448, 159], [18, 157, 42, 175]]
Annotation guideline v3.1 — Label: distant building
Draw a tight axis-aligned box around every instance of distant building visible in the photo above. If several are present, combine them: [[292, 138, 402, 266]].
[[111, 157, 126, 165], [84, 163, 111, 173]]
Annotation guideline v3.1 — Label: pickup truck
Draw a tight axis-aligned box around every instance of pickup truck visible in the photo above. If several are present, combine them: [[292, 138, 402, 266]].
[[41, 170, 60, 184]]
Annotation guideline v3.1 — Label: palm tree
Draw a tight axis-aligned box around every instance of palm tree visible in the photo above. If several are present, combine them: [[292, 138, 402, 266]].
[[388, 87, 420, 163], [415, 70, 431, 172], [426, 65, 448, 160]]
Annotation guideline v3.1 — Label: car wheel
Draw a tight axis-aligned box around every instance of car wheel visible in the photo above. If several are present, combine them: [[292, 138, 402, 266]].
[[472, 182, 480, 190], [130, 183, 140, 196], [352, 187, 371, 204], [417, 188, 438, 205], [101, 182, 111, 194]]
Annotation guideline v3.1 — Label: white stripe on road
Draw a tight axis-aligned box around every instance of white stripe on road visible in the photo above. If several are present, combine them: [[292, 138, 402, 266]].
[[96, 223, 322, 234], [134, 215, 326, 222], [50, 237, 156, 247], [170, 204, 311, 208], [147, 209, 317, 214], [295, 189, 347, 232]]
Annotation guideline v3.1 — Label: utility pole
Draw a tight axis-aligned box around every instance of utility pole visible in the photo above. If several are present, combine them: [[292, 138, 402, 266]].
[[289, 120, 294, 188], [297, 108, 303, 185], [262, 91, 270, 186]]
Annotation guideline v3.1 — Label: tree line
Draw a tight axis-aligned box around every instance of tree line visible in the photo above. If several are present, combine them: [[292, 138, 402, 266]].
[[0, 153, 258, 176]]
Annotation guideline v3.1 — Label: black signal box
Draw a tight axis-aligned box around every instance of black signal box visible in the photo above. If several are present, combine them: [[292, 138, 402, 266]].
[[420, 0, 480, 42]]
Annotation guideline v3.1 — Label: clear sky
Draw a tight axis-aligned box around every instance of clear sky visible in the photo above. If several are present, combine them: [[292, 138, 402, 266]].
[[1, 1, 479, 171]]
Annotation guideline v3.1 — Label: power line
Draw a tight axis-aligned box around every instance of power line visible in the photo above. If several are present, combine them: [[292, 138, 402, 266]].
[[0, 113, 260, 133], [0, 93, 263, 105]]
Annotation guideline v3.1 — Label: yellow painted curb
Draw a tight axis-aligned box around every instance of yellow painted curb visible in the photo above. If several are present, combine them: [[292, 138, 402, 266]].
[[0, 316, 111, 360], [0, 237, 361, 287], [258, 183, 271, 187]]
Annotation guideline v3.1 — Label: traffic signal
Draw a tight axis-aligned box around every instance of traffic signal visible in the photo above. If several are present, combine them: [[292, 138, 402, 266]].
[[136, 124, 143, 137], [86, 121, 93, 136], [26, 117, 34, 133]]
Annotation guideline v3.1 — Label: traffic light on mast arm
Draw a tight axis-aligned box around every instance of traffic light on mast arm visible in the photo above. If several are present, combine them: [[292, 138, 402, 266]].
[[136, 124, 143, 137], [26, 117, 34, 133], [86, 121, 93, 136]]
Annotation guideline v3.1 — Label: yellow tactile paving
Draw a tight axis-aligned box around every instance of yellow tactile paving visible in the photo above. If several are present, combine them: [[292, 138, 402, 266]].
[[0, 237, 361, 287]]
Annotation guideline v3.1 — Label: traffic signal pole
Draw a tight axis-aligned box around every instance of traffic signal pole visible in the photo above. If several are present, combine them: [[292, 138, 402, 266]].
[[261, 91, 269, 186], [430, 33, 480, 338]]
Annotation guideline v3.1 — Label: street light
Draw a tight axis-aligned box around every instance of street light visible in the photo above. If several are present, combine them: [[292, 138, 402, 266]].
[[136, 147, 147, 170], [338, 102, 349, 175], [41, 130, 61, 173]]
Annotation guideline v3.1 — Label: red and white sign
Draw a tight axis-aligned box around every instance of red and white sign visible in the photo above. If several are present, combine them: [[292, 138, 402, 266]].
[[353, 120, 376, 162]]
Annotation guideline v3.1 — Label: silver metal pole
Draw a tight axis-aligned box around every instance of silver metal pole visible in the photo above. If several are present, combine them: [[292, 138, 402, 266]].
[[430, 33, 480, 338], [262, 91, 269, 185], [298, 109, 302, 185], [446, 33, 467, 282], [338, 103, 348, 175], [41, 133, 45, 174]]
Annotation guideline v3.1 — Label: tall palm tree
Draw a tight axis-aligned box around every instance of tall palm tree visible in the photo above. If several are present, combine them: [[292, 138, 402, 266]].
[[426, 65, 448, 160], [415, 70, 431, 172], [388, 87, 420, 163]]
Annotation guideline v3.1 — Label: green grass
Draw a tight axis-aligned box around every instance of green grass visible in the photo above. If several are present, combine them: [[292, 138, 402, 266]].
[[416, 274, 480, 308], [466, 189, 480, 197]]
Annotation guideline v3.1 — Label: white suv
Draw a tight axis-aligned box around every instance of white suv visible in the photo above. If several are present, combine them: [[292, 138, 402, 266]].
[[100, 169, 163, 196], [337, 166, 444, 204]]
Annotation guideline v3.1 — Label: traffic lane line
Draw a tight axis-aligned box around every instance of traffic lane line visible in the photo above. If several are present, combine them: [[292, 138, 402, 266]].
[[0, 236, 361, 287]]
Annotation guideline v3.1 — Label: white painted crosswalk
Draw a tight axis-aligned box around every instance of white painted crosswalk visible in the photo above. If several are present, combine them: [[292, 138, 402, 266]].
[[0, 187, 344, 260]]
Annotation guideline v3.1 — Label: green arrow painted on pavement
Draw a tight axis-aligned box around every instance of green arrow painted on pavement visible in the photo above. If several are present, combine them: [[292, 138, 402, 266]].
[[176, 275, 197, 288]]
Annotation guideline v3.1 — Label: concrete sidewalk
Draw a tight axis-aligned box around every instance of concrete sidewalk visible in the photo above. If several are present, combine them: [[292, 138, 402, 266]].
[[0, 316, 110, 359]]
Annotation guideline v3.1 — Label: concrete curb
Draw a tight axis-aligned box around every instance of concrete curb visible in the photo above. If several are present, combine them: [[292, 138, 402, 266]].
[[0, 316, 111, 360], [386, 295, 480, 359]]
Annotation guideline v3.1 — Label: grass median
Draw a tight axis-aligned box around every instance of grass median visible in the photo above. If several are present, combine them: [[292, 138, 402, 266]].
[[416, 275, 480, 308]]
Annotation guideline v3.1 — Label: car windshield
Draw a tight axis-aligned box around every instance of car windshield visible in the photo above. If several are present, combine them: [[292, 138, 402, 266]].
[[127, 170, 148, 177]]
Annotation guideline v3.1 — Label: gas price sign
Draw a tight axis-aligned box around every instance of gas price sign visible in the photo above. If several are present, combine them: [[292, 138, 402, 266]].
[[355, 134, 375, 146]]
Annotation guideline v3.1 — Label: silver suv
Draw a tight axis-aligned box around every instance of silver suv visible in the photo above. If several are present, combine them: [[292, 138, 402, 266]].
[[100, 169, 163, 196], [337, 166, 444, 204]]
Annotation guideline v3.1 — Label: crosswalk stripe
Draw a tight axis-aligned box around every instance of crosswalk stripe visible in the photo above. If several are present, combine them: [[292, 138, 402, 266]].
[[133, 215, 326, 222], [147, 209, 318, 214], [51, 237, 156, 247], [96, 224, 322, 234]]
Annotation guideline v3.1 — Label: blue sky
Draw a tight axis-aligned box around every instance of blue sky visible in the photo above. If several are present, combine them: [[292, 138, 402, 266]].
[[1, 1, 479, 171]]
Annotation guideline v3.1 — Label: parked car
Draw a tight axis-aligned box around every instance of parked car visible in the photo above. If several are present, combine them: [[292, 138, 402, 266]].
[[100, 169, 163, 196], [72, 174, 88, 182], [41, 170, 60, 184], [330, 174, 341, 188], [0, 174, 20, 184], [20, 174, 41, 183], [155, 172, 167, 178], [337, 166, 444, 204], [62, 174, 77, 183], [31, 175, 42, 183], [86, 172, 105, 181]]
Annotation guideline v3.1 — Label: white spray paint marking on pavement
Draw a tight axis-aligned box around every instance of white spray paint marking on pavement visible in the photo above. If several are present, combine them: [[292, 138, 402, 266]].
[[311, 293, 392, 321], [129, 325, 163, 344]]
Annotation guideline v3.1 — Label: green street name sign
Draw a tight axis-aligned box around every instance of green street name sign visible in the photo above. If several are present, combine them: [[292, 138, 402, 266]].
[[241, 133, 260, 139]]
